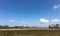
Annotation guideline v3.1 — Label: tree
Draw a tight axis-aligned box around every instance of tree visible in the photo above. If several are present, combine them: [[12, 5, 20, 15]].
[[49, 24, 59, 28], [49, 25, 51, 28], [55, 24, 59, 28]]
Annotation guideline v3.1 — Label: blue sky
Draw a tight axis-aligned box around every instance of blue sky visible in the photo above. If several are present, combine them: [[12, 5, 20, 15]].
[[0, 0, 60, 27]]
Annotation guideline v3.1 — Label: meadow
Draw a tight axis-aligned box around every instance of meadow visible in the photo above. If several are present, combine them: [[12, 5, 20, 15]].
[[0, 28, 60, 36]]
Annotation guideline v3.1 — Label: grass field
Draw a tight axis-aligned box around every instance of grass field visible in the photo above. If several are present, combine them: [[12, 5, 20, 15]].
[[0, 28, 60, 36]]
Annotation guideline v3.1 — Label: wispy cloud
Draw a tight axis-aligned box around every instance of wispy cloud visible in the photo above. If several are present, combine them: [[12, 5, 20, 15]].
[[51, 19, 60, 23], [9, 20, 16, 23], [19, 22, 28, 24], [20, 22, 25, 24], [53, 4, 60, 9]]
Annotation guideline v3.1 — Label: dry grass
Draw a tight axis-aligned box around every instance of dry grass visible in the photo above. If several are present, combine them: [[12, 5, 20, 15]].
[[0, 28, 60, 36]]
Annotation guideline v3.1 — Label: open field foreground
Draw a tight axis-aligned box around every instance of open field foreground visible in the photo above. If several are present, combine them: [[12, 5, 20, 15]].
[[0, 28, 60, 36]]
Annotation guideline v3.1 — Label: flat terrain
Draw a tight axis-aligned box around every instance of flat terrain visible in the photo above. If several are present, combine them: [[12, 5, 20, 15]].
[[0, 28, 60, 36]]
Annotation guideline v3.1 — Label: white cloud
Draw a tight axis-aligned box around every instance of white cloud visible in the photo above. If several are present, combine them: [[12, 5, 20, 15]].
[[20, 22, 27, 24], [19, 22, 29, 26], [9, 20, 16, 23], [51, 19, 60, 23], [40, 18, 49, 23], [53, 4, 60, 9]]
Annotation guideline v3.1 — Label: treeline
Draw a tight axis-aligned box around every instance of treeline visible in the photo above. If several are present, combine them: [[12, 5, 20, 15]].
[[0, 24, 60, 29], [0, 25, 39, 29]]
